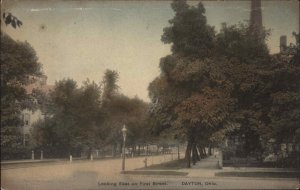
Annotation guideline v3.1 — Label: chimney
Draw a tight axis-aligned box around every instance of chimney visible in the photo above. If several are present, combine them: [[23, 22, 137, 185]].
[[250, 0, 262, 35], [280, 35, 287, 53]]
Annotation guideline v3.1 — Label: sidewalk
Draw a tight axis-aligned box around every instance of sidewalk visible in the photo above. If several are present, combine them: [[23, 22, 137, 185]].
[[1, 158, 64, 164], [180, 155, 220, 177], [1, 156, 114, 169], [1, 154, 129, 165], [125, 155, 220, 177], [125, 155, 300, 180], [183, 156, 300, 179]]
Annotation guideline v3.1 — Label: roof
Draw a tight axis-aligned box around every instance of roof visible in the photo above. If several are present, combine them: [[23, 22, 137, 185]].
[[25, 84, 54, 94]]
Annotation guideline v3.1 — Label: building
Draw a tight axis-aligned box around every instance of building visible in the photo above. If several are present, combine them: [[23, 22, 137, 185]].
[[21, 75, 53, 146], [249, 0, 262, 34]]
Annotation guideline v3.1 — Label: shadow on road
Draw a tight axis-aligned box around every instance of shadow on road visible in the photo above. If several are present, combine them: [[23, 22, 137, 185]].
[[135, 159, 186, 171]]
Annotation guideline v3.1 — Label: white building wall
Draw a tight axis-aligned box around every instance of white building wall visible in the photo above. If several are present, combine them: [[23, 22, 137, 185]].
[[21, 108, 44, 134]]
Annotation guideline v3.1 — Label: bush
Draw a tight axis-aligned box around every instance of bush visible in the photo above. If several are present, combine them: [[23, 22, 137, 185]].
[[275, 152, 300, 168], [1, 146, 32, 160]]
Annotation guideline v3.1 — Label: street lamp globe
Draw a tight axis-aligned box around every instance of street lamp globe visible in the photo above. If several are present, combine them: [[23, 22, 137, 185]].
[[122, 124, 127, 140]]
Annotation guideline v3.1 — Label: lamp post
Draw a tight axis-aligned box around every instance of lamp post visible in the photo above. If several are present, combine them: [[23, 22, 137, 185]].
[[121, 125, 127, 172]]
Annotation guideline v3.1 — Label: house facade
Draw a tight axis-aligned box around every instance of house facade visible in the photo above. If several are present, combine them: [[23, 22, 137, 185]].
[[20, 75, 53, 146]]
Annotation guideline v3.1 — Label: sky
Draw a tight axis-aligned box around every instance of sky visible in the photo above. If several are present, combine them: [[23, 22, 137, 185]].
[[2, 0, 299, 102]]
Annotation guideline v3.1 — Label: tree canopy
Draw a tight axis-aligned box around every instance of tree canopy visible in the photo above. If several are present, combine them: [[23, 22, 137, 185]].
[[1, 32, 42, 149], [149, 0, 299, 167], [31, 70, 152, 158]]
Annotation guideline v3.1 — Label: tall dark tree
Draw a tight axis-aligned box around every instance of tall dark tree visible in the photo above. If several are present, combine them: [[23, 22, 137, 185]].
[[149, 0, 278, 167], [31, 78, 105, 157], [101, 70, 151, 156], [74, 80, 104, 158], [1, 33, 42, 152], [265, 33, 300, 155], [216, 22, 270, 64], [102, 70, 119, 101], [149, 1, 234, 167], [161, 0, 215, 58]]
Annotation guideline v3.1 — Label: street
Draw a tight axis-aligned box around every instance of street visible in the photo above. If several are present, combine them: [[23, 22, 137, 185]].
[[1, 154, 299, 190]]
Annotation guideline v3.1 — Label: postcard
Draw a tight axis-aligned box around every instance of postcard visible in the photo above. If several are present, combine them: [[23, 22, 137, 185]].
[[1, 0, 299, 189]]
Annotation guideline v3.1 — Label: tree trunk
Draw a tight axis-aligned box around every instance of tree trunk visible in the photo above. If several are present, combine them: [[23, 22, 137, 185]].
[[195, 145, 200, 161], [197, 144, 201, 158], [285, 143, 289, 157], [202, 146, 207, 157], [87, 147, 92, 159], [146, 145, 149, 155], [112, 144, 116, 157], [185, 140, 193, 168], [198, 144, 205, 159], [208, 145, 212, 156], [196, 146, 201, 161], [138, 145, 140, 156], [192, 143, 199, 165]]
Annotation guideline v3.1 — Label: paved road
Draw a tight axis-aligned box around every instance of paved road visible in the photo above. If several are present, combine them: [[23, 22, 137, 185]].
[[1, 154, 176, 190], [1, 154, 299, 190]]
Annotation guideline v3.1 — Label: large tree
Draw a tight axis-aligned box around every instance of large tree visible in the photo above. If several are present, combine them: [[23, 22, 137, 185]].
[[149, 1, 234, 167], [31, 78, 105, 157], [101, 70, 151, 156], [149, 0, 276, 167], [1, 32, 42, 152], [31, 70, 152, 158], [161, 0, 215, 58], [265, 33, 300, 155]]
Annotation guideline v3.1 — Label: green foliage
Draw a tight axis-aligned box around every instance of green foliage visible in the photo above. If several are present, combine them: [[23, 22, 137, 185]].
[[102, 69, 119, 100], [149, 2, 236, 148], [32, 79, 104, 153], [1, 146, 32, 160], [1, 33, 42, 102], [1, 33, 42, 148], [102, 94, 149, 146], [150, 58, 236, 147], [31, 70, 152, 157], [149, 0, 299, 163], [101, 70, 151, 147], [266, 37, 300, 144], [161, 1, 215, 58], [175, 88, 234, 128], [2, 12, 23, 29], [216, 23, 270, 64]]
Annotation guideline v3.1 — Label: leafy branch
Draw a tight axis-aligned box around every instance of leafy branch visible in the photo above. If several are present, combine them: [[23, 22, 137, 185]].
[[2, 12, 22, 28]]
